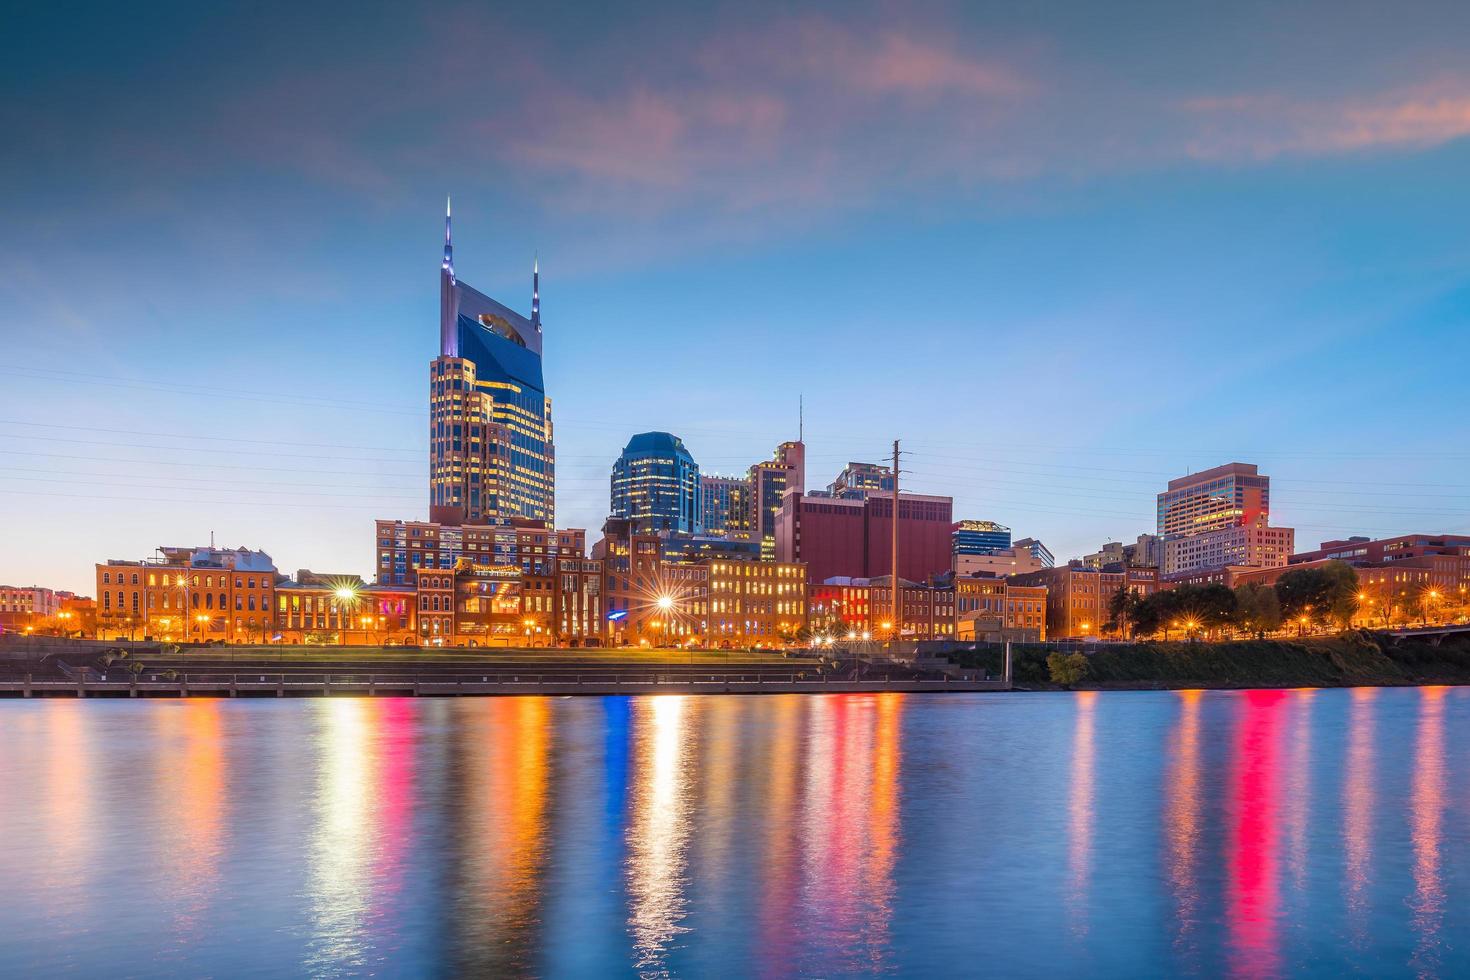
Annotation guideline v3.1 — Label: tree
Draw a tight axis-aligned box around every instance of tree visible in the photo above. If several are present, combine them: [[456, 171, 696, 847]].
[[1047, 652, 1089, 688], [1275, 561, 1359, 631], [1192, 584, 1238, 636], [1234, 582, 1283, 638], [1108, 587, 1141, 639]]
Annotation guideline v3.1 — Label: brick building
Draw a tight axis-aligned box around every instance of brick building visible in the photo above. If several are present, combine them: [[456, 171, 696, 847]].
[[1011, 563, 1161, 639], [95, 547, 277, 643], [776, 490, 954, 585]]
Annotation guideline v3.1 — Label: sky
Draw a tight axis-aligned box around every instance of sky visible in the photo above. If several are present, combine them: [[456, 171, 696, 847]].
[[3, 0, 1470, 594]]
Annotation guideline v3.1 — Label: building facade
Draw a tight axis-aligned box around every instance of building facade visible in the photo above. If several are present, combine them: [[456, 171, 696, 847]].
[[611, 431, 702, 534], [777, 490, 954, 585], [700, 474, 752, 539], [374, 519, 584, 587], [95, 547, 277, 643], [954, 543, 1049, 578], [1011, 563, 1161, 639], [953, 577, 1048, 642], [748, 440, 805, 560], [1163, 521, 1295, 577], [429, 204, 555, 527], [1014, 537, 1055, 568], [826, 462, 894, 498], [1157, 462, 1270, 540], [953, 520, 1012, 557], [1288, 533, 1470, 566], [807, 576, 955, 641], [0, 585, 66, 632], [273, 572, 417, 645]]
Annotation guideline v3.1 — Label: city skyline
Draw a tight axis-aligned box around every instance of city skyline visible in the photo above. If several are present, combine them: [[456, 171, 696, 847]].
[[6, 1, 1470, 594]]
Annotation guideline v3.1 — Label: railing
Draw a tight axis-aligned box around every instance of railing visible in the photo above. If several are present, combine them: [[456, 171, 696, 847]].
[[0, 670, 1009, 697]]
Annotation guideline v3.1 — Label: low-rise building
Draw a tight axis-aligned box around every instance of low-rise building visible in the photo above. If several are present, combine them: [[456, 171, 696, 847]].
[[808, 576, 955, 641], [95, 546, 277, 642], [274, 572, 416, 645], [955, 543, 1049, 578], [0, 585, 69, 633], [374, 518, 585, 586], [1011, 563, 1161, 639], [953, 576, 1048, 641]]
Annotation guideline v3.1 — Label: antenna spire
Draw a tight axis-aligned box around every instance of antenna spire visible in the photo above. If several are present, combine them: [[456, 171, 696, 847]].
[[442, 196, 454, 283], [799, 394, 804, 442], [531, 253, 541, 331], [439, 197, 459, 356]]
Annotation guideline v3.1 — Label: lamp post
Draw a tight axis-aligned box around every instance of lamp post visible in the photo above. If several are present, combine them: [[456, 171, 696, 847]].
[[655, 594, 674, 647]]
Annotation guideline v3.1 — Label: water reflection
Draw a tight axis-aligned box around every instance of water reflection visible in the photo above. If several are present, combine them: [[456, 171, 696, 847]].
[[1283, 690, 1314, 891], [4, 690, 1470, 977], [1166, 690, 1203, 959], [1410, 687, 1448, 977], [1067, 691, 1097, 937], [155, 701, 225, 947], [757, 697, 802, 975], [306, 699, 376, 974], [1343, 687, 1377, 943], [1227, 690, 1285, 978], [453, 697, 551, 973], [627, 696, 693, 977], [789, 695, 903, 975]]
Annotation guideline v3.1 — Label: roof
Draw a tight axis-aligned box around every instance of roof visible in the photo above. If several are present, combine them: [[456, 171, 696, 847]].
[[621, 431, 692, 457]]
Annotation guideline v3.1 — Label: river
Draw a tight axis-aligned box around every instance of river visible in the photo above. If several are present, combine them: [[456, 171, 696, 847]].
[[0, 688, 1464, 977]]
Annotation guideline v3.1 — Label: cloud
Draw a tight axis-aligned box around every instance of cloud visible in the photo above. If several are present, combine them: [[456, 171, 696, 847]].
[[491, 16, 1034, 214], [1183, 80, 1470, 160]]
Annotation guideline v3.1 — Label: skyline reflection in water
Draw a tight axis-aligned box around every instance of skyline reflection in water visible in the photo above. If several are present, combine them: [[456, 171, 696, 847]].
[[1, 689, 1469, 976]]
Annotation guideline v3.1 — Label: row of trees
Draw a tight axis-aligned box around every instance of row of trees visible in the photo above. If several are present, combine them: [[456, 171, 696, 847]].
[[1107, 561, 1362, 640]]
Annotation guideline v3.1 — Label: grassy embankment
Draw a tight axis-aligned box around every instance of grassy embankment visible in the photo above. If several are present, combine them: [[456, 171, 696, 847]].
[[952, 631, 1470, 690]]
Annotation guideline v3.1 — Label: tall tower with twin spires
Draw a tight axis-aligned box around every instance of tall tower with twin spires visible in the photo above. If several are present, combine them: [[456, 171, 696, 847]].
[[429, 199, 555, 527]]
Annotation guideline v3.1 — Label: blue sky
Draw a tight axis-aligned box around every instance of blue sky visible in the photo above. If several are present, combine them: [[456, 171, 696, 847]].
[[4, 1, 1470, 593]]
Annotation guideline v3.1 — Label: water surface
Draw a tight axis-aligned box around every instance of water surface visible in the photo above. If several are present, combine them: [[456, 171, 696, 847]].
[[0, 688, 1465, 977]]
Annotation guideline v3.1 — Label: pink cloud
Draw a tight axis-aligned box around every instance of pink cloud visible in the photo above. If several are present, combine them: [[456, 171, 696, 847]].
[[494, 16, 1033, 210], [1184, 80, 1470, 159]]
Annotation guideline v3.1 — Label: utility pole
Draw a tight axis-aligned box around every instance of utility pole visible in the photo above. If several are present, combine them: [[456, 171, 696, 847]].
[[891, 439, 900, 645]]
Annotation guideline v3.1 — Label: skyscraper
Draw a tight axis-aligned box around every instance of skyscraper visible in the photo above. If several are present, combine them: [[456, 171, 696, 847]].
[[1157, 463, 1293, 575], [1156, 462, 1269, 540], [428, 200, 555, 527], [748, 440, 805, 561], [611, 432, 702, 534], [700, 474, 752, 539]]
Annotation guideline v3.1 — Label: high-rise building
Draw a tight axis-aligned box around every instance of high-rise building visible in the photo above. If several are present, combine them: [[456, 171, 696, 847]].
[[1157, 462, 1269, 540], [429, 200, 555, 527], [952, 520, 1012, 556], [748, 440, 805, 560], [700, 475, 752, 539], [610, 432, 702, 534], [1157, 463, 1293, 575]]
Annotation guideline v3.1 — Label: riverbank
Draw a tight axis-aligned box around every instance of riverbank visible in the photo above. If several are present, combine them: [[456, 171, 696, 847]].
[[953, 631, 1470, 690], [0, 638, 1000, 697]]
